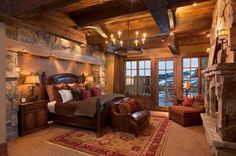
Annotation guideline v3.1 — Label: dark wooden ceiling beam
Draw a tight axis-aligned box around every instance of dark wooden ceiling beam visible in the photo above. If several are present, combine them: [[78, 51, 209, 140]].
[[70, 0, 147, 27], [167, 33, 179, 55], [143, 0, 170, 33]]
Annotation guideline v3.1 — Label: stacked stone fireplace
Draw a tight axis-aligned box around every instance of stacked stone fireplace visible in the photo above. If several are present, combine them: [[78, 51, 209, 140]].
[[201, 0, 236, 155]]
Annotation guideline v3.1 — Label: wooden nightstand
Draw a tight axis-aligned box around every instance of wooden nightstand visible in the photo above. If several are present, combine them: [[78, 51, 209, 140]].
[[18, 100, 49, 136]]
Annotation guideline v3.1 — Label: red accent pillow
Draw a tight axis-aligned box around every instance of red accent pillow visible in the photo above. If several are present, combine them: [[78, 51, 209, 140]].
[[125, 98, 138, 113], [183, 97, 194, 107], [46, 85, 62, 102], [91, 88, 101, 97], [81, 89, 92, 100]]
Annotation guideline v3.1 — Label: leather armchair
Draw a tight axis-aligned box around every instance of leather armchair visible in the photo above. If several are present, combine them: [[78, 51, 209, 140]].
[[110, 99, 150, 137]]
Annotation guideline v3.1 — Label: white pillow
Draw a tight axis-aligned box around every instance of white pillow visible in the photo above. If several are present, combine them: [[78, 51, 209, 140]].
[[59, 90, 73, 103]]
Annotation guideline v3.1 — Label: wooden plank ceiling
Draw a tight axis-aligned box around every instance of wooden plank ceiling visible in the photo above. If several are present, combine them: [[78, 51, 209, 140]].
[[0, 0, 215, 53]]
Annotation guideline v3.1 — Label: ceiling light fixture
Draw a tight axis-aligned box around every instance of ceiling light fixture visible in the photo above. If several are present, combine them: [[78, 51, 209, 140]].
[[193, 3, 197, 6], [106, 20, 146, 56]]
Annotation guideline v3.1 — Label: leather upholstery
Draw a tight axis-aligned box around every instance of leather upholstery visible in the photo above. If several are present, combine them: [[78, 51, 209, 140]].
[[131, 111, 150, 124], [110, 98, 150, 137]]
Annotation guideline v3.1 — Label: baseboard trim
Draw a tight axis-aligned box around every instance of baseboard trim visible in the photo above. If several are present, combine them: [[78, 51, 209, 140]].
[[0, 142, 8, 156]]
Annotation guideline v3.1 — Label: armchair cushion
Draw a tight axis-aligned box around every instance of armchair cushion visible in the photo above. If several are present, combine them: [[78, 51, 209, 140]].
[[182, 97, 194, 107], [126, 98, 138, 113], [118, 102, 131, 114]]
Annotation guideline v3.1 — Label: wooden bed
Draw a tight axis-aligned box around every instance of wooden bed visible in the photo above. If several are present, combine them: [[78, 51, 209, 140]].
[[41, 72, 121, 136]]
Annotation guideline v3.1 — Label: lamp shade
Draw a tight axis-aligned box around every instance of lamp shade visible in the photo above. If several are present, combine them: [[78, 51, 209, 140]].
[[86, 76, 94, 83], [24, 75, 40, 84], [184, 81, 190, 89]]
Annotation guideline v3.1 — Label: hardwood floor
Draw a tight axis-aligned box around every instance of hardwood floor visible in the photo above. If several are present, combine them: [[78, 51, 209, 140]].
[[8, 112, 211, 156]]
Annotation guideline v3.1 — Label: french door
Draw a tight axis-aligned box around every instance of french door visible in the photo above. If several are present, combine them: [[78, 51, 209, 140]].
[[157, 60, 174, 108]]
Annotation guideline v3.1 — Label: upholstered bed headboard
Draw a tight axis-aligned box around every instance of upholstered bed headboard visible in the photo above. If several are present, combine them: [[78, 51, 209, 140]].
[[46, 73, 80, 85], [41, 72, 85, 99]]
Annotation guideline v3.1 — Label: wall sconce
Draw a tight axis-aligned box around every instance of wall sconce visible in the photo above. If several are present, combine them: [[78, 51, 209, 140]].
[[218, 29, 228, 57], [219, 29, 228, 40]]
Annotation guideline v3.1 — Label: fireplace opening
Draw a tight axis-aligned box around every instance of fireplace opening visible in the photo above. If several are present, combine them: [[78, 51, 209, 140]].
[[210, 87, 218, 118], [214, 94, 218, 117]]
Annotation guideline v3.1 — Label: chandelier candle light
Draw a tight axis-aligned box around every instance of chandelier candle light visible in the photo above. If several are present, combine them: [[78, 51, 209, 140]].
[[107, 20, 147, 56]]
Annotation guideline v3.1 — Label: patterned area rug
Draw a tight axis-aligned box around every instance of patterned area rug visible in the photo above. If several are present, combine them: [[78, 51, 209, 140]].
[[47, 115, 171, 156]]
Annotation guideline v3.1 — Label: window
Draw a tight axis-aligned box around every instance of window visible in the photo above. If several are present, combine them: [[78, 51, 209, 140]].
[[125, 60, 151, 96], [183, 57, 208, 96], [158, 60, 174, 107], [125, 61, 137, 95], [139, 60, 151, 96]]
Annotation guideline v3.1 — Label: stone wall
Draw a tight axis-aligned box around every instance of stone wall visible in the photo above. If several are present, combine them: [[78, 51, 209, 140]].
[[6, 52, 20, 141], [4, 23, 106, 141], [209, 0, 235, 64]]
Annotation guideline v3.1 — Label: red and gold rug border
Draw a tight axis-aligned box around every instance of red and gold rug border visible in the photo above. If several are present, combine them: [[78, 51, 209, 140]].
[[47, 116, 172, 156]]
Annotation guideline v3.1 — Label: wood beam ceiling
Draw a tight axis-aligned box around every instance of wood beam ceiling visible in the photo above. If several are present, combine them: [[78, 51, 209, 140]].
[[69, 0, 147, 27], [61, 0, 114, 13], [144, 0, 170, 33], [167, 0, 210, 8], [0, 0, 81, 19]]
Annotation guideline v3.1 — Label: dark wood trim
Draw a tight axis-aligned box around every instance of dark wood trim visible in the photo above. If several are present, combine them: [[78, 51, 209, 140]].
[[0, 142, 8, 156]]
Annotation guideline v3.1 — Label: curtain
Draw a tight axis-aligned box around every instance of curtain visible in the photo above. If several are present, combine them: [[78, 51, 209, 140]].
[[113, 55, 125, 94]]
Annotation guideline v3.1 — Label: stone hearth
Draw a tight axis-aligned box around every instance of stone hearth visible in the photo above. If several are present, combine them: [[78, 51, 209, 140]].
[[201, 114, 236, 156]]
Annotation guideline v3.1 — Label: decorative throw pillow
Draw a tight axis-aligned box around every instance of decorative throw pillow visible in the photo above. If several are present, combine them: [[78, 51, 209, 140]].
[[118, 102, 131, 114], [81, 88, 92, 100], [46, 85, 62, 102], [54, 84, 70, 101], [91, 87, 101, 97], [58, 90, 73, 103], [182, 97, 194, 107], [69, 85, 82, 100], [125, 98, 138, 113]]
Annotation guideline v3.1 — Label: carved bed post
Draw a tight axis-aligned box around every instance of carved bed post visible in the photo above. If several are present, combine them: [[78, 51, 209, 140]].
[[96, 98, 102, 137], [41, 72, 47, 100], [126, 91, 129, 97]]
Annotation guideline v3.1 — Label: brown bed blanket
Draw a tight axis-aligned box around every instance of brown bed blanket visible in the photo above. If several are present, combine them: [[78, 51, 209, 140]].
[[55, 94, 125, 118]]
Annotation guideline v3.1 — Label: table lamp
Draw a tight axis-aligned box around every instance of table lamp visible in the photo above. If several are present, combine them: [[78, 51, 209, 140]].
[[183, 81, 190, 97], [24, 74, 40, 101], [86, 76, 94, 84]]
